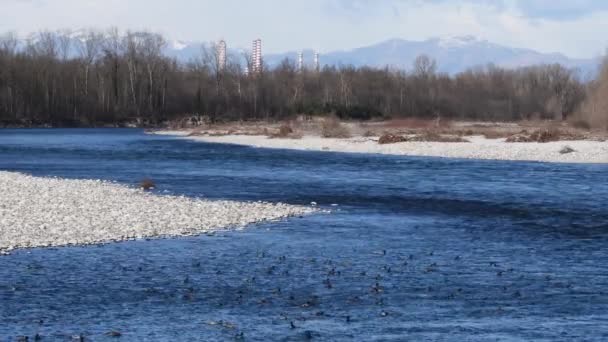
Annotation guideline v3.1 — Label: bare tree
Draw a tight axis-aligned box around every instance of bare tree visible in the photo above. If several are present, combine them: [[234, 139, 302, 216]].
[[56, 29, 72, 61], [0, 28, 592, 128], [103, 27, 124, 111], [0, 32, 18, 56], [201, 42, 223, 95], [578, 57, 608, 129], [78, 30, 104, 96], [123, 31, 142, 111], [139, 32, 166, 114], [32, 30, 58, 59], [413, 55, 437, 79]]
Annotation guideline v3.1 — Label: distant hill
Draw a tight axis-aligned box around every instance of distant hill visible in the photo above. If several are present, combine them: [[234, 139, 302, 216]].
[[12, 33, 600, 78], [166, 36, 600, 78]]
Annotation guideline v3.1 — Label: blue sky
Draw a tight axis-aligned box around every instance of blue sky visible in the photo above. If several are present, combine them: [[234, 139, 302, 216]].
[[1, 0, 608, 58]]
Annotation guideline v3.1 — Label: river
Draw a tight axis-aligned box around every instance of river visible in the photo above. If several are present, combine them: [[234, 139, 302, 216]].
[[1, 129, 607, 341]]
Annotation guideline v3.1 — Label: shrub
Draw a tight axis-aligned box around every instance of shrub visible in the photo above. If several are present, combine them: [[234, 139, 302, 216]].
[[273, 124, 293, 138], [378, 131, 468, 144], [321, 117, 351, 138], [505, 134, 531, 143], [505, 128, 585, 143], [569, 119, 592, 130], [268, 123, 302, 139], [378, 134, 408, 144], [531, 129, 561, 143], [576, 58, 608, 130]]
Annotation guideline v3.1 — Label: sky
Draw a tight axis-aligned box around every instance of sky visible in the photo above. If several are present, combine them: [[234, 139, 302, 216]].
[[1, 0, 608, 58]]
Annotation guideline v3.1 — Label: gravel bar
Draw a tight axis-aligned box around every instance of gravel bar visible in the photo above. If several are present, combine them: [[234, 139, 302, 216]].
[[154, 131, 608, 164], [0, 172, 317, 254]]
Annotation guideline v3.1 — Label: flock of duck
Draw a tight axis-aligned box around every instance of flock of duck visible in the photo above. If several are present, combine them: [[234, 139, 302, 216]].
[[12, 243, 568, 340]]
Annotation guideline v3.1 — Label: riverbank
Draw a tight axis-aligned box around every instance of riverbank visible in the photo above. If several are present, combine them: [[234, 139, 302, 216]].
[[152, 130, 608, 164], [0, 172, 317, 254]]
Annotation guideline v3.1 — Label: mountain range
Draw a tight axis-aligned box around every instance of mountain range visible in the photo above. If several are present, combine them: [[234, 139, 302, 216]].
[[165, 36, 601, 78]]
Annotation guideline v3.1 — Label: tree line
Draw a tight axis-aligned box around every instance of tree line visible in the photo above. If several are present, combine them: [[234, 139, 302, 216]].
[[0, 29, 604, 128]]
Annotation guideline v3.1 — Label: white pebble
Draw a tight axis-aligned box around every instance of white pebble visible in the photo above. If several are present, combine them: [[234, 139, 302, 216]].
[[0, 172, 318, 253]]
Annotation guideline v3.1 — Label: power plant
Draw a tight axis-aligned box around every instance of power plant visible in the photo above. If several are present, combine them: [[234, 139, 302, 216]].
[[214, 38, 320, 75], [296, 51, 320, 72]]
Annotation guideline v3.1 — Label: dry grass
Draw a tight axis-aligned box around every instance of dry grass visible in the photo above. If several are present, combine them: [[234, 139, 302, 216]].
[[363, 130, 377, 137], [321, 116, 351, 138], [480, 130, 514, 139], [568, 119, 592, 131], [167, 115, 211, 129], [448, 123, 524, 139], [273, 124, 293, 138], [382, 118, 451, 130], [268, 123, 302, 139], [576, 59, 608, 131], [436, 120, 593, 141], [378, 131, 469, 144], [383, 118, 434, 129], [367, 118, 528, 139], [505, 128, 586, 143], [378, 134, 408, 144], [168, 117, 602, 142], [186, 122, 277, 137], [412, 131, 469, 143]]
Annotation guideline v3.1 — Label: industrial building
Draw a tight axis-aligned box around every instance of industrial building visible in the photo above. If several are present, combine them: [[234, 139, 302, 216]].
[[252, 39, 262, 73], [217, 40, 227, 71]]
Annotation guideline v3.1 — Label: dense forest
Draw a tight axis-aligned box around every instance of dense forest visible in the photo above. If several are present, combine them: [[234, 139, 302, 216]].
[[0, 29, 606, 128]]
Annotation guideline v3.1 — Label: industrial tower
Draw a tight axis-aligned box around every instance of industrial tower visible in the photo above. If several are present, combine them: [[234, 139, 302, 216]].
[[252, 39, 262, 74], [217, 40, 227, 71], [297, 51, 304, 72]]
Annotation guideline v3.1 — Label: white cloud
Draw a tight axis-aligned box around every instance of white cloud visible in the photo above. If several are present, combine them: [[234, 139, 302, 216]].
[[0, 0, 606, 58]]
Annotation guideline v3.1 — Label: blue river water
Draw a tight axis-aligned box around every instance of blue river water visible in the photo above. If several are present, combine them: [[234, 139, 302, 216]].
[[0, 129, 607, 341]]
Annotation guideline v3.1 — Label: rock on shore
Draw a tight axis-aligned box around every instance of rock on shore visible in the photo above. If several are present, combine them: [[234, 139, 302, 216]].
[[153, 131, 608, 164], [0, 172, 317, 254]]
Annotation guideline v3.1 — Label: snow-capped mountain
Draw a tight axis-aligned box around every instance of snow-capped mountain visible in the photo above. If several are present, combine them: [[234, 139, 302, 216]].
[[9, 34, 601, 77], [168, 39, 189, 51], [260, 36, 600, 77], [164, 36, 599, 77]]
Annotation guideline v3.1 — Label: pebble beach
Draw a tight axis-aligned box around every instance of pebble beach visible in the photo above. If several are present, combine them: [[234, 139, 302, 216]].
[[154, 131, 608, 164], [0, 171, 317, 254]]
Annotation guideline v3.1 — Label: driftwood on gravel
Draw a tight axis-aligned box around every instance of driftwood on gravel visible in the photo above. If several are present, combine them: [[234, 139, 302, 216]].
[[378, 132, 469, 144], [506, 129, 586, 143]]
